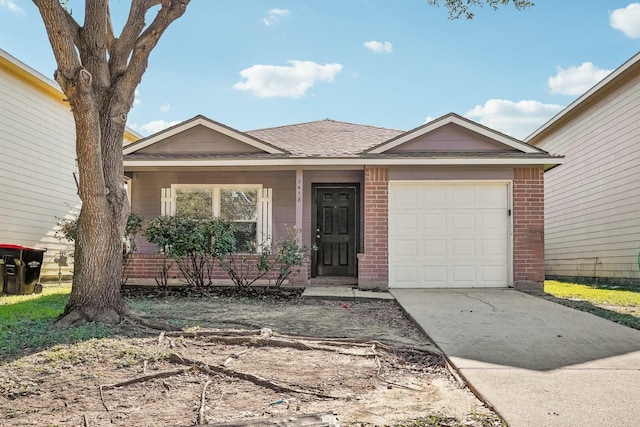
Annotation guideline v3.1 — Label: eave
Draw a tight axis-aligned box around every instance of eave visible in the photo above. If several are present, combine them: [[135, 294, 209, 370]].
[[124, 156, 564, 170]]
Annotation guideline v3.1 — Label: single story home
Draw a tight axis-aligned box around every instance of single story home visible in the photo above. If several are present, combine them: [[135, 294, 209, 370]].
[[527, 51, 640, 285], [0, 48, 139, 280], [124, 113, 562, 291]]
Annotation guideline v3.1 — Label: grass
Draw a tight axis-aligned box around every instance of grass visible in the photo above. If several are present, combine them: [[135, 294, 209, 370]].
[[0, 284, 113, 363], [544, 280, 640, 306], [544, 280, 640, 330]]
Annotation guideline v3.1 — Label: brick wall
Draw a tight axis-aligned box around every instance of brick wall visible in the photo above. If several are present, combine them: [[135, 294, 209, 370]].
[[513, 167, 545, 292], [358, 167, 389, 290], [124, 253, 310, 287]]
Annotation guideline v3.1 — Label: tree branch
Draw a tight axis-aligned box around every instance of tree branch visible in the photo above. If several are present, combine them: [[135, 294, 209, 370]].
[[101, 367, 192, 390], [109, 0, 156, 78], [169, 353, 337, 399], [116, 0, 189, 100], [32, 0, 82, 91]]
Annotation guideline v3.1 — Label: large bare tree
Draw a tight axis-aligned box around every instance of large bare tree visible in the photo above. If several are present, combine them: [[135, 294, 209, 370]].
[[32, 0, 530, 327], [33, 0, 190, 326]]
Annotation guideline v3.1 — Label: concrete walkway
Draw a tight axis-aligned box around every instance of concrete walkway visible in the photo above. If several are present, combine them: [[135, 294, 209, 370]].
[[391, 288, 640, 427]]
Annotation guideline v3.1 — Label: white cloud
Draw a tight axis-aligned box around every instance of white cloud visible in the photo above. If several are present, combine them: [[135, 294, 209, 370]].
[[548, 62, 612, 96], [139, 119, 181, 135], [133, 89, 142, 108], [465, 99, 565, 139], [364, 41, 393, 54], [610, 3, 640, 38], [233, 60, 343, 98], [0, 0, 24, 14], [160, 103, 171, 112], [263, 8, 290, 26]]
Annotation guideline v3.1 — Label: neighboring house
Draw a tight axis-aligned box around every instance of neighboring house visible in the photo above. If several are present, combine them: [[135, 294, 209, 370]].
[[0, 49, 139, 280], [527, 51, 640, 286], [124, 113, 562, 291]]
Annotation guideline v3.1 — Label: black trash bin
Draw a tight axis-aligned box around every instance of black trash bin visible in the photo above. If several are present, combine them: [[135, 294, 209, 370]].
[[0, 244, 46, 295]]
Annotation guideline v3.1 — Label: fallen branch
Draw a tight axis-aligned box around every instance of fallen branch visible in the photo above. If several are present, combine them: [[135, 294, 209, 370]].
[[165, 328, 265, 338], [101, 367, 192, 390], [98, 385, 109, 412], [169, 353, 337, 399], [191, 335, 379, 357], [199, 380, 212, 425]]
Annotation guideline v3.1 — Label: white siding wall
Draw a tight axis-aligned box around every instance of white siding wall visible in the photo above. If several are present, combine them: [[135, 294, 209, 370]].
[[537, 74, 640, 282], [0, 59, 79, 279]]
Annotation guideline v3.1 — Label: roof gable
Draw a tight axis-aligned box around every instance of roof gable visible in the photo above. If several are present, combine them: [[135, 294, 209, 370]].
[[367, 113, 542, 154], [123, 115, 286, 155], [527, 51, 640, 144]]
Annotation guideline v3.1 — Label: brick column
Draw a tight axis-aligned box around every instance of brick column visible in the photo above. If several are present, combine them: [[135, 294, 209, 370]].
[[513, 167, 545, 292], [358, 167, 389, 290]]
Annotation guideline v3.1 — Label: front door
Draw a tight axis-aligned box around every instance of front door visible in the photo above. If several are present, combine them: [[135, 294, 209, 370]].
[[313, 185, 358, 277]]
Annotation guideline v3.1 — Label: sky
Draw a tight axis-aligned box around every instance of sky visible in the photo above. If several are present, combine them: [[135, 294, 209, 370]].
[[1, 1, 639, 140]]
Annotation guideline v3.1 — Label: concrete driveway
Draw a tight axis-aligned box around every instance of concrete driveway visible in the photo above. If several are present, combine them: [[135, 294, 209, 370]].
[[391, 288, 640, 427]]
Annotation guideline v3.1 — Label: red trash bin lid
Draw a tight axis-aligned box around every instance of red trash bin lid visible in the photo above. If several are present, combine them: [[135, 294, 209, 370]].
[[0, 244, 46, 251]]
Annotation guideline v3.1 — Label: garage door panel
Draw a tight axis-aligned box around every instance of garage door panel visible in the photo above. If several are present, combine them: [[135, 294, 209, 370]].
[[451, 213, 476, 232], [421, 187, 447, 205], [480, 212, 506, 230], [391, 212, 419, 232], [422, 213, 447, 231], [451, 239, 476, 256], [393, 265, 419, 284], [480, 239, 507, 256], [389, 181, 509, 288], [390, 186, 419, 207], [481, 265, 508, 282], [452, 266, 476, 283], [423, 265, 448, 285], [449, 187, 477, 206], [423, 239, 447, 256], [394, 239, 419, 257], [478, 186, 508, 206]]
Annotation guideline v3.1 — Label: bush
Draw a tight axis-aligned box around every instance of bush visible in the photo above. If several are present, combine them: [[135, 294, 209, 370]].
[[272, 227, 307, 288], [55, 212, 144, 285], [144, 215, 236, 287]]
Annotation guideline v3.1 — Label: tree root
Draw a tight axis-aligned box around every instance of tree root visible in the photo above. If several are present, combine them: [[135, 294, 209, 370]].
[[199, 380, 212, 425], [168, 353, 337, 399], [51, 305, 180, 331], [101, 367, 192, 390]]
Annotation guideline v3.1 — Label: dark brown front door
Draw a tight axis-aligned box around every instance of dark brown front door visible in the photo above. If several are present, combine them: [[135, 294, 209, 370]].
[[313, 185, 358, 277]]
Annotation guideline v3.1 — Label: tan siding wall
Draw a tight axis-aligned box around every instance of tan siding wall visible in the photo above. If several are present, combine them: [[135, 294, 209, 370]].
[[536, 73, 640, 283], [389, 124, 515, 152], [139, 126, 263, 154], [0, 63, 79, 279]]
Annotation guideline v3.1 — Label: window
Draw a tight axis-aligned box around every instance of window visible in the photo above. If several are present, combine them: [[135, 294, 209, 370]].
[[162, 185, 271, 253]]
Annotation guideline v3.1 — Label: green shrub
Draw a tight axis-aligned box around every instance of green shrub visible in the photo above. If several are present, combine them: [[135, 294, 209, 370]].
[[144, 215, 236, 287]]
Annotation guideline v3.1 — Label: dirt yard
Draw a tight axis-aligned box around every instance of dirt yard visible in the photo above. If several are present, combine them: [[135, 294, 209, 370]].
[[0, 288, 504, 426]]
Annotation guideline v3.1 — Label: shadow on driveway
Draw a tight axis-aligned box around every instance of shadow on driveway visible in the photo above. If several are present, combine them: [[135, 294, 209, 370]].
[[390, 288, 640, 371]]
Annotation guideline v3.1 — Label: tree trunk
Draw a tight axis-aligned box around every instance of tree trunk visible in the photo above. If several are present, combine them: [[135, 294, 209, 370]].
[[31, 0, 190, 327], [56, 97, 131, 327]]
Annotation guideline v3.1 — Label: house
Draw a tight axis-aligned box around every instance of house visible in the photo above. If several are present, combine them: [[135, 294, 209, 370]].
[[123, 113, 562, 291], [527, 51, 640, 286], [0, 48, 139, 280]]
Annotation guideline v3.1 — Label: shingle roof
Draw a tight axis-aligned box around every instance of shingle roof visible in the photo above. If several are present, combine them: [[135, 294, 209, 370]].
[[246, 119, 405, 157]]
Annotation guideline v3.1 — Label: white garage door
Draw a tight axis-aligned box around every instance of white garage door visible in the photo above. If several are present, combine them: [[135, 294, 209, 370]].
[[389, 181, 509, 288]]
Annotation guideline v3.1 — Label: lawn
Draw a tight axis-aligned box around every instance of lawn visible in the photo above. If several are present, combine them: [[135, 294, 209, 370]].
[[0, 285, 503, 426], [544, 280, 640, 330], [0, 284, 112, 361]]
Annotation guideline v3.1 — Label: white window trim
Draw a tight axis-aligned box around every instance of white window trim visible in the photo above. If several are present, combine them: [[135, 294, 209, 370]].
[[166, 184, 271, 253]]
